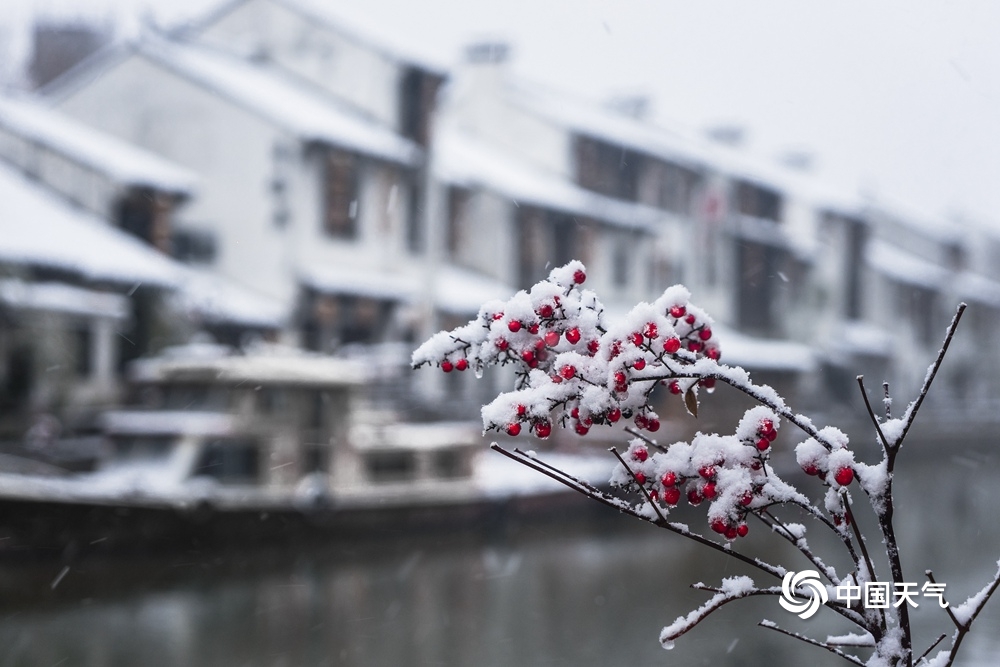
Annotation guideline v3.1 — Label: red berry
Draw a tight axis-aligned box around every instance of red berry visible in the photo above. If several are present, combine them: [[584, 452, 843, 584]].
[[573, 269, 586, 284], [538, 304, 554, 318], [633, 358, 646, 371], [495, 338, 508, 351], [534, 338, 546, 351], [802, 463, 819, 476], [455, 358, 468, 371], [614, 371, 627, 385], [835, 467, 854, 486], [740, 492, 753, 507], [688, 488, 703, 505], [701, 377, 717, 389], [669, 305, 686, 318], [699, 465, 716, 479], [668, 381, 681, 395], [508, 320, 521, 333], [663, 487, 681, 505], [702, 482, 717, 500], [630, 332, 643, 347], [516, 404, 527, 416], [706, 347, 720, 361], [725, 526, 739, 540], [760, 419, 773, 432], [750, 459, 762, 471], [441, 360, 454, 373], [544, 330, 560, 346], [737, 523, 749, 538], [608, 408, 621, 423], [571, 407, 580, 419], [688, 341, 703, 352], [685, 314, 696, 325], [528, 323, 539, 334], [506, 423, 521, 436], [711, 518, 728, 534], [649, 489, 659, 502], [560, 365, 576, 380], [633, 445, 648, 462], [634, 471, 647, 485], [565, 328, 581, 344], [765, 429, 778, 442], [587, 339, 600, 354], [661, 472, 677, 487], [756, 437, 770, 451], [521, 350, 535, 364], [647, 418, 660, 432], [634, 414, 648, 429], [535, 421, 552, 438], [574, 423, 589, 436], [643, 322, 658, 339], [698, 328, 712, 341], [664, 337, 681, 354], [551, 374, 563, 384], [493, 312, 504, 320]]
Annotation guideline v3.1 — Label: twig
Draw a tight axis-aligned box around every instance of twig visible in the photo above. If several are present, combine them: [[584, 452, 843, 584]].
[[883, 382, 891, 420], [610, 447, 667, 523], [757, 510, 841, 585], [914, 634, 947, 665], [758, 621, 866, 666], [896, 303, 966, 446], [925, 571, 960, 628], [857, 375, 892, 453], [623, 427, 667, 452]]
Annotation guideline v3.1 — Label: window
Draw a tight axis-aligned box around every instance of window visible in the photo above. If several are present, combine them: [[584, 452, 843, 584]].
[[365, 450, 415, 482], [446, 186, 471, 259], [735, 180, 782, 222], [737, 240, 783, 335], [516, 207, 582, 289], [844, 218, 866, 319], [73, 324, 92, 378], [399, 68, 443, 147], [117, 188, 171, 250], [171, 228, 217, 264], [575, 135, 641, 201], [405, 173, 424, 253], [195, 438, 260, 483], [323, 149, 359, 238]]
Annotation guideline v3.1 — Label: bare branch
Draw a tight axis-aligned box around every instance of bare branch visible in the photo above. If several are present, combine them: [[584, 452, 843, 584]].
[[857, 375, 892, 453], [757, 510, 841, 585], [758, 621, 866, 666], [925, 570, 961, 629], [623, 426, 667, 452], [896, 303, 966, 446], [660, 582, 777, 645], [914, 634, 947, 665]]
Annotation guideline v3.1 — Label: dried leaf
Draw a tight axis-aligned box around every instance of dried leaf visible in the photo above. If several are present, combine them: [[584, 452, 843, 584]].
[[684, 388, 699, 418]]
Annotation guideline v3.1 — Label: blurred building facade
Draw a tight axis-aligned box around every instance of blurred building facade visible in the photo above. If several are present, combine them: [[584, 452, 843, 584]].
[[2, 0, 1000, 445]]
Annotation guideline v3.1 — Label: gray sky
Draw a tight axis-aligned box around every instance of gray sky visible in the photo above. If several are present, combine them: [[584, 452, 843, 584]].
[[7, 0, 1000, 225]]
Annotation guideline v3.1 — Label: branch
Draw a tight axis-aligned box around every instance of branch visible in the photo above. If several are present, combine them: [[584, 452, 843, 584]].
[[757, 510, 840, 585], [610, 447, 667, 523], [660, 581, 776, 645], [624, 426, 667, 452], [758, 621, 866, 666], [896, 303, 966, 446], [914, 634, 947, 665], [929, 562, 1000, 666], [857, 375, 892, 454]]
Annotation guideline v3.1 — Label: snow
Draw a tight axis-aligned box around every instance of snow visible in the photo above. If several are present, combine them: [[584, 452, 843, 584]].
[[299, 262, 417, 301], [866, 239, 949, 289], [474, 450, 612, 498], [659, 575, 757, 647], [139, 35, 422, 166], [0, 164, 180, 286], [174, 267, 287, 328], [953, 271, 1000, 309], [0, 92, 197, 194], [831, 320, 895, 357], [435, 128, 659, 231], [951, 559, 1000, 626], [712, 326, 816, 372], [352, 421, 479, 451], [825, 632, 875, 647], [433, 265, 514, 315], [101, 410, 237, 437], [0, 278, 129, 320]]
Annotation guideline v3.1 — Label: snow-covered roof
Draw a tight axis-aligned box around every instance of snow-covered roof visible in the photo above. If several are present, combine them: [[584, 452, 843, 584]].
[[953, 271, 1000, 309], [436, 129, 659, 232], [828, 320, 895, 357], [138, 36, 422, 166], [433, 265, 514, 315], [101, 410, 237, 437], [299, 263, 417, 301], [0, 165, 179, 287], [174, 267, 287, 328], [866, 239, 949, 290], [130, 342, 365, 386], [352, 421, 479, 451], [715, 327, 816, 372], [0, 93, 197, 195], [0, 279, 129, 320]]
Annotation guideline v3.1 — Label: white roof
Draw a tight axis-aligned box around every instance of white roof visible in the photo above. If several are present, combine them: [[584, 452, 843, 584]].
[[953, 271, 1000, 309], [101, 410, 238, 437], [0, 165, 179, 287], [352, 421, 479, 451], [0, 279, 129, 320], [139, 36, 422, 166], [130, 342, 365, 386], [174, 267, 287, 328], [436, 128, 659, 231], [433, 265, 514, 315], [0, 93, 197, 195], [715, 326, 816, 372], [299, 263, 417, 301], [830, 320, 895, 357], [866, 239, 949, 290]]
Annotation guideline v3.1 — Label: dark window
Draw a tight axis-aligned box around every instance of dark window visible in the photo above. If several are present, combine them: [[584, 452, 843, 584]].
[[323, 149, 359, 238], [433, 450, 464, 478], [301, 291, 393, 351], [737, 240, 782, 334], [73, 325, 92, 378], [447, 186, 471, 258], [1, 345, 33, 409], [657, 161, 701, 214], [365, 450, 415, 482], [171, 228, 217, 264], [845, 218, 866, 319], [613, 237, 630, 287], [405, 173, 424, 253], [576, 135, 640, 201], [735, 181, 782, 222], [516, 207, 580, 289], [195, 439, 259, 483], [399, 68, 442, 146]]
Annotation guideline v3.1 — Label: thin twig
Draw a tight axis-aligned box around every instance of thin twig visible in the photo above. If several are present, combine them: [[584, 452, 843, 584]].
[[512, 447, 604, 496], [758, 622, 866, 666], [857, 375, 892, 453], [844, 494, 878, 585], [914, 634, 947, 665], [610, 447, 667, 523], [623, 426, 667, 452], [896, 303, 966, 446], [925, 571, 960, 628], [757, 510, 841, 585], [883, 382, 891, 420]]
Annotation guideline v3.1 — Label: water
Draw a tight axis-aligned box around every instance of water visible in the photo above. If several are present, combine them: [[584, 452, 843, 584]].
[[0, 438, 998, 667]]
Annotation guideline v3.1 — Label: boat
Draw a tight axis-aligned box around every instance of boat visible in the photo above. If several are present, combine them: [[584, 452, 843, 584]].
[[0, 342, 612, 557]]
